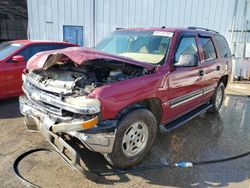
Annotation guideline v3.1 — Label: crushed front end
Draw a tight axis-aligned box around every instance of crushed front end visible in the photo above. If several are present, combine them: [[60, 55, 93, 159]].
[[19, 47, 149, 170], [19, 59, 127, 169], [19, 63, 119, 154]]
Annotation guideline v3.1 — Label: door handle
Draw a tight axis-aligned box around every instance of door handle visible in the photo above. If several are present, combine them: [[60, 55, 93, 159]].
[[198, 70, 204, 76], [216, 66, 220, 71]]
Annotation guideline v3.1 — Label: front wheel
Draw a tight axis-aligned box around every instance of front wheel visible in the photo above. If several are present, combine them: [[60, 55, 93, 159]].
[[103, 108, 157, 169], [208, 82, 225, 114]]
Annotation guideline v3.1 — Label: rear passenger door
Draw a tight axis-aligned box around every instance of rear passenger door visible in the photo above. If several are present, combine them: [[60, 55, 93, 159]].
[[198, 36, 220, 103], [214, 34, 232, 79]]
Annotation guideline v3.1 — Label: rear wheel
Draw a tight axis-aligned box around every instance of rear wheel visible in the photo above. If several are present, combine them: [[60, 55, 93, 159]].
[[103, 108, 157, 169], [208, 82, 225, 114]]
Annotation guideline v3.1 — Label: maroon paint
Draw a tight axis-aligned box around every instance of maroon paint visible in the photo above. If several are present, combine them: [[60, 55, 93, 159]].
[[24, 28, 232, 125]]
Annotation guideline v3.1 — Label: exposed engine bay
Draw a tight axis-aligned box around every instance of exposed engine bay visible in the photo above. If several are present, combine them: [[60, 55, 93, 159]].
[[22, 58, 150, 117], [28, 59, 146, 96]]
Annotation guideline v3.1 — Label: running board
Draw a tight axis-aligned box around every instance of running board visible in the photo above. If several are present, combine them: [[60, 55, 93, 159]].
[[160, 103, 212, 132]]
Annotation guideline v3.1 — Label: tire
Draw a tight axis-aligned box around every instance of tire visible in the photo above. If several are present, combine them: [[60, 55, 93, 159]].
[[208, 82, 225, 114], [103, 108, 157, 169]]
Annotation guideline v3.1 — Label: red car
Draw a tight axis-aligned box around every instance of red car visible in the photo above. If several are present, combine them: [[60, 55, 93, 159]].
[[0, 40, 77, 99], [20, 27, 232, 169]]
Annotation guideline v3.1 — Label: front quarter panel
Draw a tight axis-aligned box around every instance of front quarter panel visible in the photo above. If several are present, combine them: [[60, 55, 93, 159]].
[[89, 71, 167, 120]]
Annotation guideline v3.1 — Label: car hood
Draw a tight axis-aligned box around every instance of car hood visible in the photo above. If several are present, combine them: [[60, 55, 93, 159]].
[[26, 47, 154, 71]]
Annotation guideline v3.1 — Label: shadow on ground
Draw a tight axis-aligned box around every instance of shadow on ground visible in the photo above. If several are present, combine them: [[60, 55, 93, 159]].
[[0, 97, 22, 119]]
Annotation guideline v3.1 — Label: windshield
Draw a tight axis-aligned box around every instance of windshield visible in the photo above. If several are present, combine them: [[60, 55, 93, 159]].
[[0, 42, 23, 60], [95, 30, 173, 64]]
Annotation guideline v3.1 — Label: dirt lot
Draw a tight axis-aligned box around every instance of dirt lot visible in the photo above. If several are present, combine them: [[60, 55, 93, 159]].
[[0, 93, 250, 188]]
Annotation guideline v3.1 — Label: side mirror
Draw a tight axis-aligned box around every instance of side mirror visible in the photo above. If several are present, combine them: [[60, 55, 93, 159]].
[[174, 54, 198, 67], [12, 55, 24, 62]]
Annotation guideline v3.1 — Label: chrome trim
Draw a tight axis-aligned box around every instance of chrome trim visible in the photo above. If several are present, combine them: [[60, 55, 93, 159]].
[[171, 93, 203, 108], [20, 95, 72, 127], [170, 85, 216, 108], [203, 85, 216, 94], [170, 89, 203, 108], [204, 87, 215, 94]]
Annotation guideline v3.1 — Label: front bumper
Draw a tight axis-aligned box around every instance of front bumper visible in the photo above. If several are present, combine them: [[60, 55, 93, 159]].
[[19, 95, 117, 154]]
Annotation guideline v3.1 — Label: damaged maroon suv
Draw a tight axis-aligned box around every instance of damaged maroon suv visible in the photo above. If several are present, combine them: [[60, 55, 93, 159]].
[[20, 27, 232, 169]]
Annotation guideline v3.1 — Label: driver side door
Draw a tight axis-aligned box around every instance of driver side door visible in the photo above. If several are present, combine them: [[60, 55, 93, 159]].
[[168, 35, 204, 120]]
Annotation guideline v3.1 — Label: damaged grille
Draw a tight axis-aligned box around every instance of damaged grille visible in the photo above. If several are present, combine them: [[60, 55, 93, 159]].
[[23, 80, 63, 115], [23, 75, 93, 116]]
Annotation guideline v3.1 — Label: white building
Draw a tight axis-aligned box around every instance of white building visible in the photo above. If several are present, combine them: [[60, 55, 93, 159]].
[[27, 0, 250, 78]]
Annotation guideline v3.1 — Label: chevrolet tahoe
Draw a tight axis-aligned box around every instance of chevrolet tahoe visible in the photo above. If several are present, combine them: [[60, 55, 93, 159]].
[[20, 27, 232, 169]]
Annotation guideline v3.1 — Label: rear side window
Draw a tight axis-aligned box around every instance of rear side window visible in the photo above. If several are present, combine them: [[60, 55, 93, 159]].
[[199, 37, 216, 60], [214, 35, 231, 58]]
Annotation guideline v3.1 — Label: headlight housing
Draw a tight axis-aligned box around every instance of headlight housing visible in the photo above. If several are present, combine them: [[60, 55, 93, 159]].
[[65, 96, 101, 114]]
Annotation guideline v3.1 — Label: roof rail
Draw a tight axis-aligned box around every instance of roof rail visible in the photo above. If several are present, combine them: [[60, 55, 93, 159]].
[[188, 26, 219, 34]]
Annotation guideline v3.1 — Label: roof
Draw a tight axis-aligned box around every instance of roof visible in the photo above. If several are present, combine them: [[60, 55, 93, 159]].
[[117, 27, 185, 32], [116, 27, 219, 36]]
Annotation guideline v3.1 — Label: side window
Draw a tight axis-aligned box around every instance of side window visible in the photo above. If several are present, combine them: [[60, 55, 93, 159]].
[[17, 46, 36, 61], [56, 44, 73, 49], [174, 36, 198, 66], [32, 44, 57, 53], [199, 37, 216, 60], [17, 44, 58, 62], [214, 35, 232, 58]]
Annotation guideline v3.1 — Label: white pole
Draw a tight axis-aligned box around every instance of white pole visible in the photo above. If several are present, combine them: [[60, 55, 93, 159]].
[[230, 0, 238, 82]]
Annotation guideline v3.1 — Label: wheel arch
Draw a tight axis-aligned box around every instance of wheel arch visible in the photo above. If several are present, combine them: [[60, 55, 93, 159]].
[[116, 97, 163, 126], [219, 75, 228, 88]]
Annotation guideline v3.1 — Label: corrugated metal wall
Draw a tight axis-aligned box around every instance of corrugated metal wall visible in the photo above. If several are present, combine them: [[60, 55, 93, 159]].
[[95, 0, 236, 44], [27, 0, 249, 46], [27, 0, 94, 46]]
